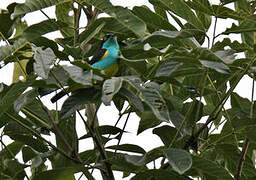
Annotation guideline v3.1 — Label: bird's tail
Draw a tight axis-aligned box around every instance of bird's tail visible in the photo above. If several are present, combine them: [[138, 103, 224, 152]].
[[50, 91, 67, 103]]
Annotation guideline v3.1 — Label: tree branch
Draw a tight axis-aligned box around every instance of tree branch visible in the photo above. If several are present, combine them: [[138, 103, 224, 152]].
[[235, 138, 250, 180]]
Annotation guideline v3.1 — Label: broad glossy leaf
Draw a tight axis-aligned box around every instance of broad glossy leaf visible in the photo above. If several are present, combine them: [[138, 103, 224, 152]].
[[31, 167, 83, 180], [5, 133, 48, 153], [107, 153, 147, 172], [155, 61, 182, 77], [186, 0, 213, 15], [60, 88, 101, 119], [32, 45, 56, 79], [163, 148, 192, 175], [0, 38, 28, 62], [0, 9, 15, 39], [121, 58, 147, 75], [86, 0, 146, 38], [200, 60, 230, 74], [80, 22, 105, 50], [1, 159, 27, 179], [106, 144, 146, 154], [55, 2, 74, 37], [139, 82, 170, 122], [223, 17, 256, 35], [14, 89, 38, 112], [212, 5, 243, 20], [119, 88, 144, 112], [79, 125, 124, 140], [212, 38, 251, 53], [0, 141, 23, 159], [138, 111, 161, 134], [22, 146, 37, 163], [131, 169, 189, 180], [149, 0, 204, 30], [0, 81, 28, 118], [102, 77, 122, 105], [215, 143, 256, 178], [62, 65, 102, 86], [231, 92, 251, 113], [132, 6, 176, 32], [191, 156, 233, 179], [125, 154, 146, 166], [24, 19, 68, 40], [153, 125, 178, 147], [12, 0, 69, 18]]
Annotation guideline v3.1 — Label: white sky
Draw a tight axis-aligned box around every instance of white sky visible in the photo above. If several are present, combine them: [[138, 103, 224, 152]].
[[0, 1, 254, 180]]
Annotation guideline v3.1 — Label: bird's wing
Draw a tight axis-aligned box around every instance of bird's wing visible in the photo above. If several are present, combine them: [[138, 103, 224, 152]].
[[89, 48, 108, 65]]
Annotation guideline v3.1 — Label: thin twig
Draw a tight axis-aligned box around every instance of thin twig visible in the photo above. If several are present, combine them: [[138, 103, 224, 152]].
[[37, 98, 75, 156], [115, 111, 131, 153], [234, 138, 250, 180], [211, 16, 218, 48]]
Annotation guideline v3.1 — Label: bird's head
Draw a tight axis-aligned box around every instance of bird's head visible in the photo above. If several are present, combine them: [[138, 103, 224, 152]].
[[101, 34, 119, 49]]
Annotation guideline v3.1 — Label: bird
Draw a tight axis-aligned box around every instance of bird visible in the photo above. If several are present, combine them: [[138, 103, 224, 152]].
[[89, 34, 120, 76], [50, 34, 120, 103]]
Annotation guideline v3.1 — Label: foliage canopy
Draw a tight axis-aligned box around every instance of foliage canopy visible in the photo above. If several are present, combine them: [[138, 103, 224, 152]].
[[1, 0, 256, 179]]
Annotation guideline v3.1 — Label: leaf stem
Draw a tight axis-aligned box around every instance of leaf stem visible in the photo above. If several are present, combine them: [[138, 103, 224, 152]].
[[115, 110, 131, 153], [234, 138, 250, 180]]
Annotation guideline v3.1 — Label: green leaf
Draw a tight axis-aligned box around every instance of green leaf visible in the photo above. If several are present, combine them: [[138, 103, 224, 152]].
[[31, 167, 83, 180], [186, 0, 213, 15], [24, 19, 69, 40], [200, 60, 230, 74], [149, 0, 204, 30], [131, 169, 189, 180], [191, 156, 234, 179], [125, 154, 146, 166], [106, 144, 146, 154], [1, 159, 27, 179], [139, 82, 170, 122], [153, 125, 178, 147], [0, 38, 28, 63], [12, 0, 70, 18], [86, 0, 146, 38], [222, 17, 256, 35], [79, 125, 124, 140], [0, 141, 23, 159], [60, 88, 101, 119], [22, 146, 37, 163], [231, 92, 251, 113], [14, 89, 38, 112], [121, 58, 147, 75], [132, 6, 176, 32], [119, 88, 144, 112], [0, 9, 15, 39], [138, 111, 161, 134], [55, 2, 74, 37], [215, 143, 256, 178], [32, 45, 56, 79], [62, 65, 103, 86], [80, 22, 105, 49], [155, 61, 182, 77], [0, 81, 28, 118], [102, 77, 122, 105], [163, 148, 192, 175]]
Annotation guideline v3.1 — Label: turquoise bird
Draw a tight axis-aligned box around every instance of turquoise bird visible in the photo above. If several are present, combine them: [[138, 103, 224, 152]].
[[51, 34, 120, 103], [89, 34, 120, 76]]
